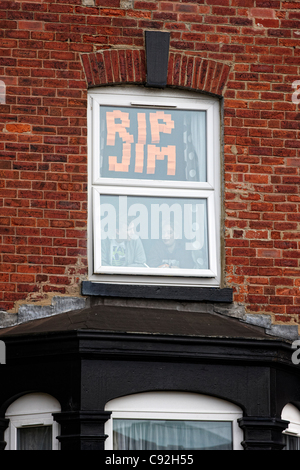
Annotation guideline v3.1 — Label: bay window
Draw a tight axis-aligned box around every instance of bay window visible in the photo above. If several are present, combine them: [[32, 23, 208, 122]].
[[88, 87, 221, 287]]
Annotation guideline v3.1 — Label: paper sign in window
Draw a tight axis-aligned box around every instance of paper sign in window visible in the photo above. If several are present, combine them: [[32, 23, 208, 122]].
[[107, 110, 134, 172], [100, 106, 207, 183], [149, 111, 174, 143], [147, 145, 176, 175], [135, 113, 147, 173]]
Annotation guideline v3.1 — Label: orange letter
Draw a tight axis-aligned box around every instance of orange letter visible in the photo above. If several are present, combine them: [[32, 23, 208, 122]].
[[106, 110, 134, 172], [147, 145, 176, 175], [135, 113, 147, 173], [149, 111, 174, 144]]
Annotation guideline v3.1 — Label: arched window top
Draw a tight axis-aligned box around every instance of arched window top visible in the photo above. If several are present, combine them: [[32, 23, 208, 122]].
[[105, 391, 242, 415], [4, 393, 61, 450], [5, 393, 61, 417], [282, 403, 300, 434], [81, 49, 231, 97]]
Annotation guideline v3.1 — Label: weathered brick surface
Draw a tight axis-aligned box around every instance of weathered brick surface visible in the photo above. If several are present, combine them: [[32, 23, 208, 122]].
[[0, 0, 300, 330]]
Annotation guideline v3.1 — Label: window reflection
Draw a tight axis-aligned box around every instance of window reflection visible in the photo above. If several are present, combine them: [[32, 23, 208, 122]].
[[113, 420, 232, 450], [100, 195, 209, 270], [17, 426, 52, 451], [284, 434, 300, 450]]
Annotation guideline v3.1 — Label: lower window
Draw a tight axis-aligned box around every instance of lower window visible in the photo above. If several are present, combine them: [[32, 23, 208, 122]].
[[17, 425, 53, 451], [105, 392, 243, 450], [95, 193, 211, 273], [284, 434, 300, 450], [4, 393, 61, 451], [113, 419, 232, 450]]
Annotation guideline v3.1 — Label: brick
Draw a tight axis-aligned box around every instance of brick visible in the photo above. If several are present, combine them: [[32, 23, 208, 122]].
[[28, 256, 53, 265], [5, 123, 31, 133], [10, 274, 35, 283], [249, 8, 276, 19], [270, 296, 293, 305], [42, 285, 66, 294]]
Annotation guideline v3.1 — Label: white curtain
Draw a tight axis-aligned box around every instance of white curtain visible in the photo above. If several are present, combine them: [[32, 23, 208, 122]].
[[183, 112, 206, 183], [113, 420, 232, 450], [17, 426, 52, 450]]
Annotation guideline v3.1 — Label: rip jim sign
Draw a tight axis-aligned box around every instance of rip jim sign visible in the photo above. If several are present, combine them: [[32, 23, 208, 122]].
[[99, 105, 206, 182]]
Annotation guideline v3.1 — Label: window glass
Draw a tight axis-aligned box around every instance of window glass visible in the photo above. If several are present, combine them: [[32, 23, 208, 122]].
[[17, 426, 52, 451], [113, 419, 232, 450], [100, 106, 206, 183], [283, 434, 300, 450], [100, 194, 209, 270]]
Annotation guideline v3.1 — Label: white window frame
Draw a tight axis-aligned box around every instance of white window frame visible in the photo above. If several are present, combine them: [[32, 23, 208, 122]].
[[104, 392, 243, 450], [4, 393, 61, 451], [88, 86, 221, 287]]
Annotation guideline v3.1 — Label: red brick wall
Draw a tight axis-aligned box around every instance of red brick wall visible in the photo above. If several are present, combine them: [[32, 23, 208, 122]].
[[0, 0, 300, 328]]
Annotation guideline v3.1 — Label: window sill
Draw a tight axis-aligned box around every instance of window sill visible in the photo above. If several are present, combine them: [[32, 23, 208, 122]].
[[81, 281, 233, 303]]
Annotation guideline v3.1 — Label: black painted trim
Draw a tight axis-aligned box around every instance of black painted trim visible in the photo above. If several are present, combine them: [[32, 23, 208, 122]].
[[81, 281, 233, 303], [0, 418, 9, 451]]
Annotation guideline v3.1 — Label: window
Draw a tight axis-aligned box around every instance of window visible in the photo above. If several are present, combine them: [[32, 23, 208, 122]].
[[16, 426, 52, 451], [4, 393, 61, 450], [112, 419, 232, 450], [104, 392, 243, 450], [282, 403, 300, 450], [88, 87, 221, 287], [284, 434, 300, 450]]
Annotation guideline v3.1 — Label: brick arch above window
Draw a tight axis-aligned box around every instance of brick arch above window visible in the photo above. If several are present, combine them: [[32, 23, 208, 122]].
[[80, 49, 231, 97]]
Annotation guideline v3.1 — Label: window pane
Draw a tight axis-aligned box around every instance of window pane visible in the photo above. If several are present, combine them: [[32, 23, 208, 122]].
[[100, 105, 207, 182], [100, 195, 209, 270], [113, 420, 232, 450], [284, 434, 300, 450], [17, 426, 52, 450]]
